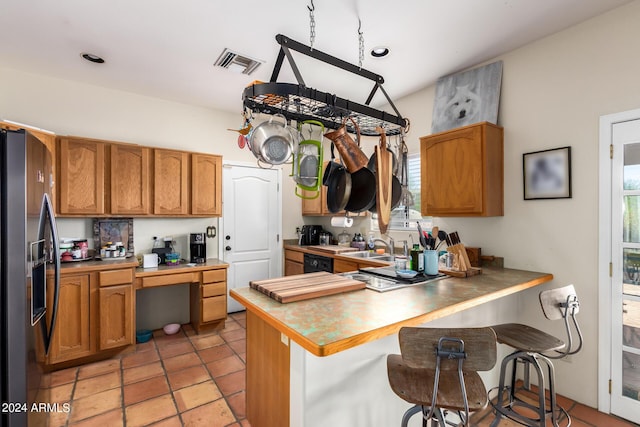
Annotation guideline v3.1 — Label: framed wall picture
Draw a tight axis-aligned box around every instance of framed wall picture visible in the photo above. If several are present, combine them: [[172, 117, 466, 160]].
[[523, 146, 572, 200], [432, 60, 503, 133], [92, 218, 134, 254]]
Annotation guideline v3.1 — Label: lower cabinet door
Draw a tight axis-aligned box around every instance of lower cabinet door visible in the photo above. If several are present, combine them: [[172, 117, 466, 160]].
[[202, 295, 226, 323], [99, 285, 134, 350], [48, 274, 92, 363]]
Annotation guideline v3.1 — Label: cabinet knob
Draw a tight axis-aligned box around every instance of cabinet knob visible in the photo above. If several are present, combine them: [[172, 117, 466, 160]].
[[225, 235, 231, 240], [225, 246, 232, 251]]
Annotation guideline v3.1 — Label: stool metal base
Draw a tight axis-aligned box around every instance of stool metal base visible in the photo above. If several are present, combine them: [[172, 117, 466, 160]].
[[400, 404, 453, 427], [489, 350, 571, 427]]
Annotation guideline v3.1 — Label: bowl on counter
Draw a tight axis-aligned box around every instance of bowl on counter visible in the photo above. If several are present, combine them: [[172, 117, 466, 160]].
[[163, 323, 181, 335], [396, 269, 418, 279]]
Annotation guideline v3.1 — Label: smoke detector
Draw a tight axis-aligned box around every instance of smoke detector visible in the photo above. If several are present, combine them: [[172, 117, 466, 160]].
[[214, 48, 263, 75]]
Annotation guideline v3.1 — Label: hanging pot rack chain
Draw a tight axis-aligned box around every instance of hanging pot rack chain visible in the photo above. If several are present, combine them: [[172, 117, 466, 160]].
[[242, 34, 409, 136]]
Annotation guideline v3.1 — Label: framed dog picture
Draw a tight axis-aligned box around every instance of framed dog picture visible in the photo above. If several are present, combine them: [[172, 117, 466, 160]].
[[523, 146, 572, 200], [431, 61, 503, 133]]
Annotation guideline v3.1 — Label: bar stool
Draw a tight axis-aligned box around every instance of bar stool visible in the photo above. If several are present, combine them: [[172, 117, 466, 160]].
[[387, 327, 497, 426], [489, 284, 583, 427]]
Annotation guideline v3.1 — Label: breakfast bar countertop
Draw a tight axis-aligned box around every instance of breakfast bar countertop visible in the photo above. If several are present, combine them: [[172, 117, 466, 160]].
[[230, 267, 553, 357]]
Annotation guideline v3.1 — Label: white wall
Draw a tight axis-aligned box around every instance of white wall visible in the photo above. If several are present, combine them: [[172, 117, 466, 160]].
[[2, 0, 640, 406], [390, 1, 640, 407]]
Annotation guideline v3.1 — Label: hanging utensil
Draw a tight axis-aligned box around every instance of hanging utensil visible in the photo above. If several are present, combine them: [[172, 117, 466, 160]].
[[293, 120, 324, 199], [324, 117, 368, 173], [375, 126, 393, 234]]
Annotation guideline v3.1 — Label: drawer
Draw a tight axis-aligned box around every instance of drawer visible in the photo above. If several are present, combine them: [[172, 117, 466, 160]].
[[202, 269, 226, 284], [99, 269, 133, 287], [285, 250, 304, 263], [142, 272, 198, 288], [202, 282, 226, 298], [202, 295, 226, 323]]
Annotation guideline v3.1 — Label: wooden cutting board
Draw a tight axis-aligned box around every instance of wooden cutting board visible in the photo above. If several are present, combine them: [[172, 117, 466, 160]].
[[250, 272, 366, 303], [308, 245, 358, 254]]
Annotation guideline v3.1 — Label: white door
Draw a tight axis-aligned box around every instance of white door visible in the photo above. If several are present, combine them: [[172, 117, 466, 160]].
[[222, 163, 281, 313], [609, 117, 640, 423]]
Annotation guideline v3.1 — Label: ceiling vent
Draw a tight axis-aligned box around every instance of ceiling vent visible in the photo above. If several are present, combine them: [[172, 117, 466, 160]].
[[214, 48, 263, 75]]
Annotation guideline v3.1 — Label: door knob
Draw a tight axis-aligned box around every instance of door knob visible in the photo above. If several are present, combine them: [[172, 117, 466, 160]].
[[225, 246, 232, 251]]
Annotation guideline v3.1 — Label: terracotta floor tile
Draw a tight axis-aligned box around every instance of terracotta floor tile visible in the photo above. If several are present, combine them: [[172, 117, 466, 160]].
[[216, 370, 246, 396], [226, 390, 246, 419], [125, 394, 177, 427], [238, 352, 247, 363], [73, 371, 121, 399], [167, 364, 212, 391], [222, 319, 241, 331], [68, 408, 123, 427], [158, 340, 195, 359], [121, 347, 160, 369], [228, 338, 246, 354], [77, 358, 121, 380], [191, 334, 225, 350], [46, 407, 71, 427], [147, 415, 184, 427], [123, 361, 164, 384], [220, 328, 245, 343], [240, 419, 251, 427], [133, 339, 156, 353], [180, 399, 236, 427], [162, 352, 202, 372], [123, 375, 170, 406], [206, 355, 245, 378], [198, 343, 234, 363], [36, 382, 74, 404], [173, 380, 222, 412], [230, 311, 246, 320], [69, 388, 121, 423], [570, 403, 637, 427], [47, 366, 78, 387]]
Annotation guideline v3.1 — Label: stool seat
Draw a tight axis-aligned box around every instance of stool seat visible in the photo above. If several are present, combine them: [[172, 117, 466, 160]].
[[492, 323, 565, 353], [387, 354, 488, 411]]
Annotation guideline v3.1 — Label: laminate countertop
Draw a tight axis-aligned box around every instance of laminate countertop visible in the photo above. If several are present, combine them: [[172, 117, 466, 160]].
[[230, 267, 553, 357]]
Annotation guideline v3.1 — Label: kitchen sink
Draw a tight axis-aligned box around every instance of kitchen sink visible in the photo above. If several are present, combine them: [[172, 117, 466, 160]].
[[343, 251, 393, 260], [342, 267, 446, 292]]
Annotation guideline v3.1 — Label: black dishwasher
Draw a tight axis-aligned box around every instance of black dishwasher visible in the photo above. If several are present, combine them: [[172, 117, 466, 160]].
[[303, 253, 334, 273]]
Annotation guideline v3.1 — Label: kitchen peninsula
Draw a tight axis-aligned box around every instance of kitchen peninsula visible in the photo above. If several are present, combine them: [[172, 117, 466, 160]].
[[230, 267, 553, 427]]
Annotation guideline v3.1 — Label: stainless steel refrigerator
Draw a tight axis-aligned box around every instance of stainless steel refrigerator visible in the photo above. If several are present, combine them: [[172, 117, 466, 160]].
[[1, 129, 60, 426]]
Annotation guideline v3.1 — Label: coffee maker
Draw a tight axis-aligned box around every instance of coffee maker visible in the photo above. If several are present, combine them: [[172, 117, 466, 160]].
[[300, 225, 323, 245], [190, 233, 206, 263]]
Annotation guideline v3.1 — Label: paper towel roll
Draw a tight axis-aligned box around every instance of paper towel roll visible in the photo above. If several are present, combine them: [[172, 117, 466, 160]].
[[331, 216, 353, 228]]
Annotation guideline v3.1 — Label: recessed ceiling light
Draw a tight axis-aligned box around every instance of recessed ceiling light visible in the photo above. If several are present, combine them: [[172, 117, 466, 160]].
[[371, 46, 390, 58], [81, 53, 105, 64]]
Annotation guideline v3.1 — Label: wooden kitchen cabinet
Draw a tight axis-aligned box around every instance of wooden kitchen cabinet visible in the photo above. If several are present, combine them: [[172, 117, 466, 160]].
[[57, 137, 106, 215], [154, 149, 189, 215], [1, 121, 57, 213], [190, 268, 227, 333], [284, 249, 305, 276], [99, 285, 134, 350], [98, 268, 135, 350], [110, 144, 151, 215], [47, 273, 93, 364], [191, 153, 222, 216], [420, 122, 503, 217]]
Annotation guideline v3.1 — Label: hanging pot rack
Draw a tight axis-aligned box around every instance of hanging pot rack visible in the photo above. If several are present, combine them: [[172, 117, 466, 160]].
[[242, 34, 410, 137]]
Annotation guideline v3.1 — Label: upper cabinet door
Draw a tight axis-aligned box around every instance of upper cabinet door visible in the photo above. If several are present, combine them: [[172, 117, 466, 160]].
[[154, 149, 189, 215], [191, 153, 222, 216], [111, 144, 151, 215], [420, 122, 503, 217], [58, 137, 105, 215]]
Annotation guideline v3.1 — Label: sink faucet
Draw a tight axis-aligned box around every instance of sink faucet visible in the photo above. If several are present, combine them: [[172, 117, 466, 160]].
[[372, 237, 395, 260]]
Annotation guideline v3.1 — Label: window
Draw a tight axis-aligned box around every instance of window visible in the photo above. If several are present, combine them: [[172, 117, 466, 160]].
[[370, 153, 432, 231]]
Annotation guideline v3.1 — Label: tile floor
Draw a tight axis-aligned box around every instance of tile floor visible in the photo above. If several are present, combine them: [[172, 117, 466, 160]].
[[42, 311, 249, 427], [40, 310, 638, 427]]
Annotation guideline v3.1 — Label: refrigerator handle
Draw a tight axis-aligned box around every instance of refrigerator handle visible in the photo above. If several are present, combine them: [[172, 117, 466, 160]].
[[38, 193, 60, 355]]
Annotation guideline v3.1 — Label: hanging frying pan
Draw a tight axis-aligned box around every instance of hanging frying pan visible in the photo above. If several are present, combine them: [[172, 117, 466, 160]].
[[324, 143, 351, 213], [344, 166, 376, 213]]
